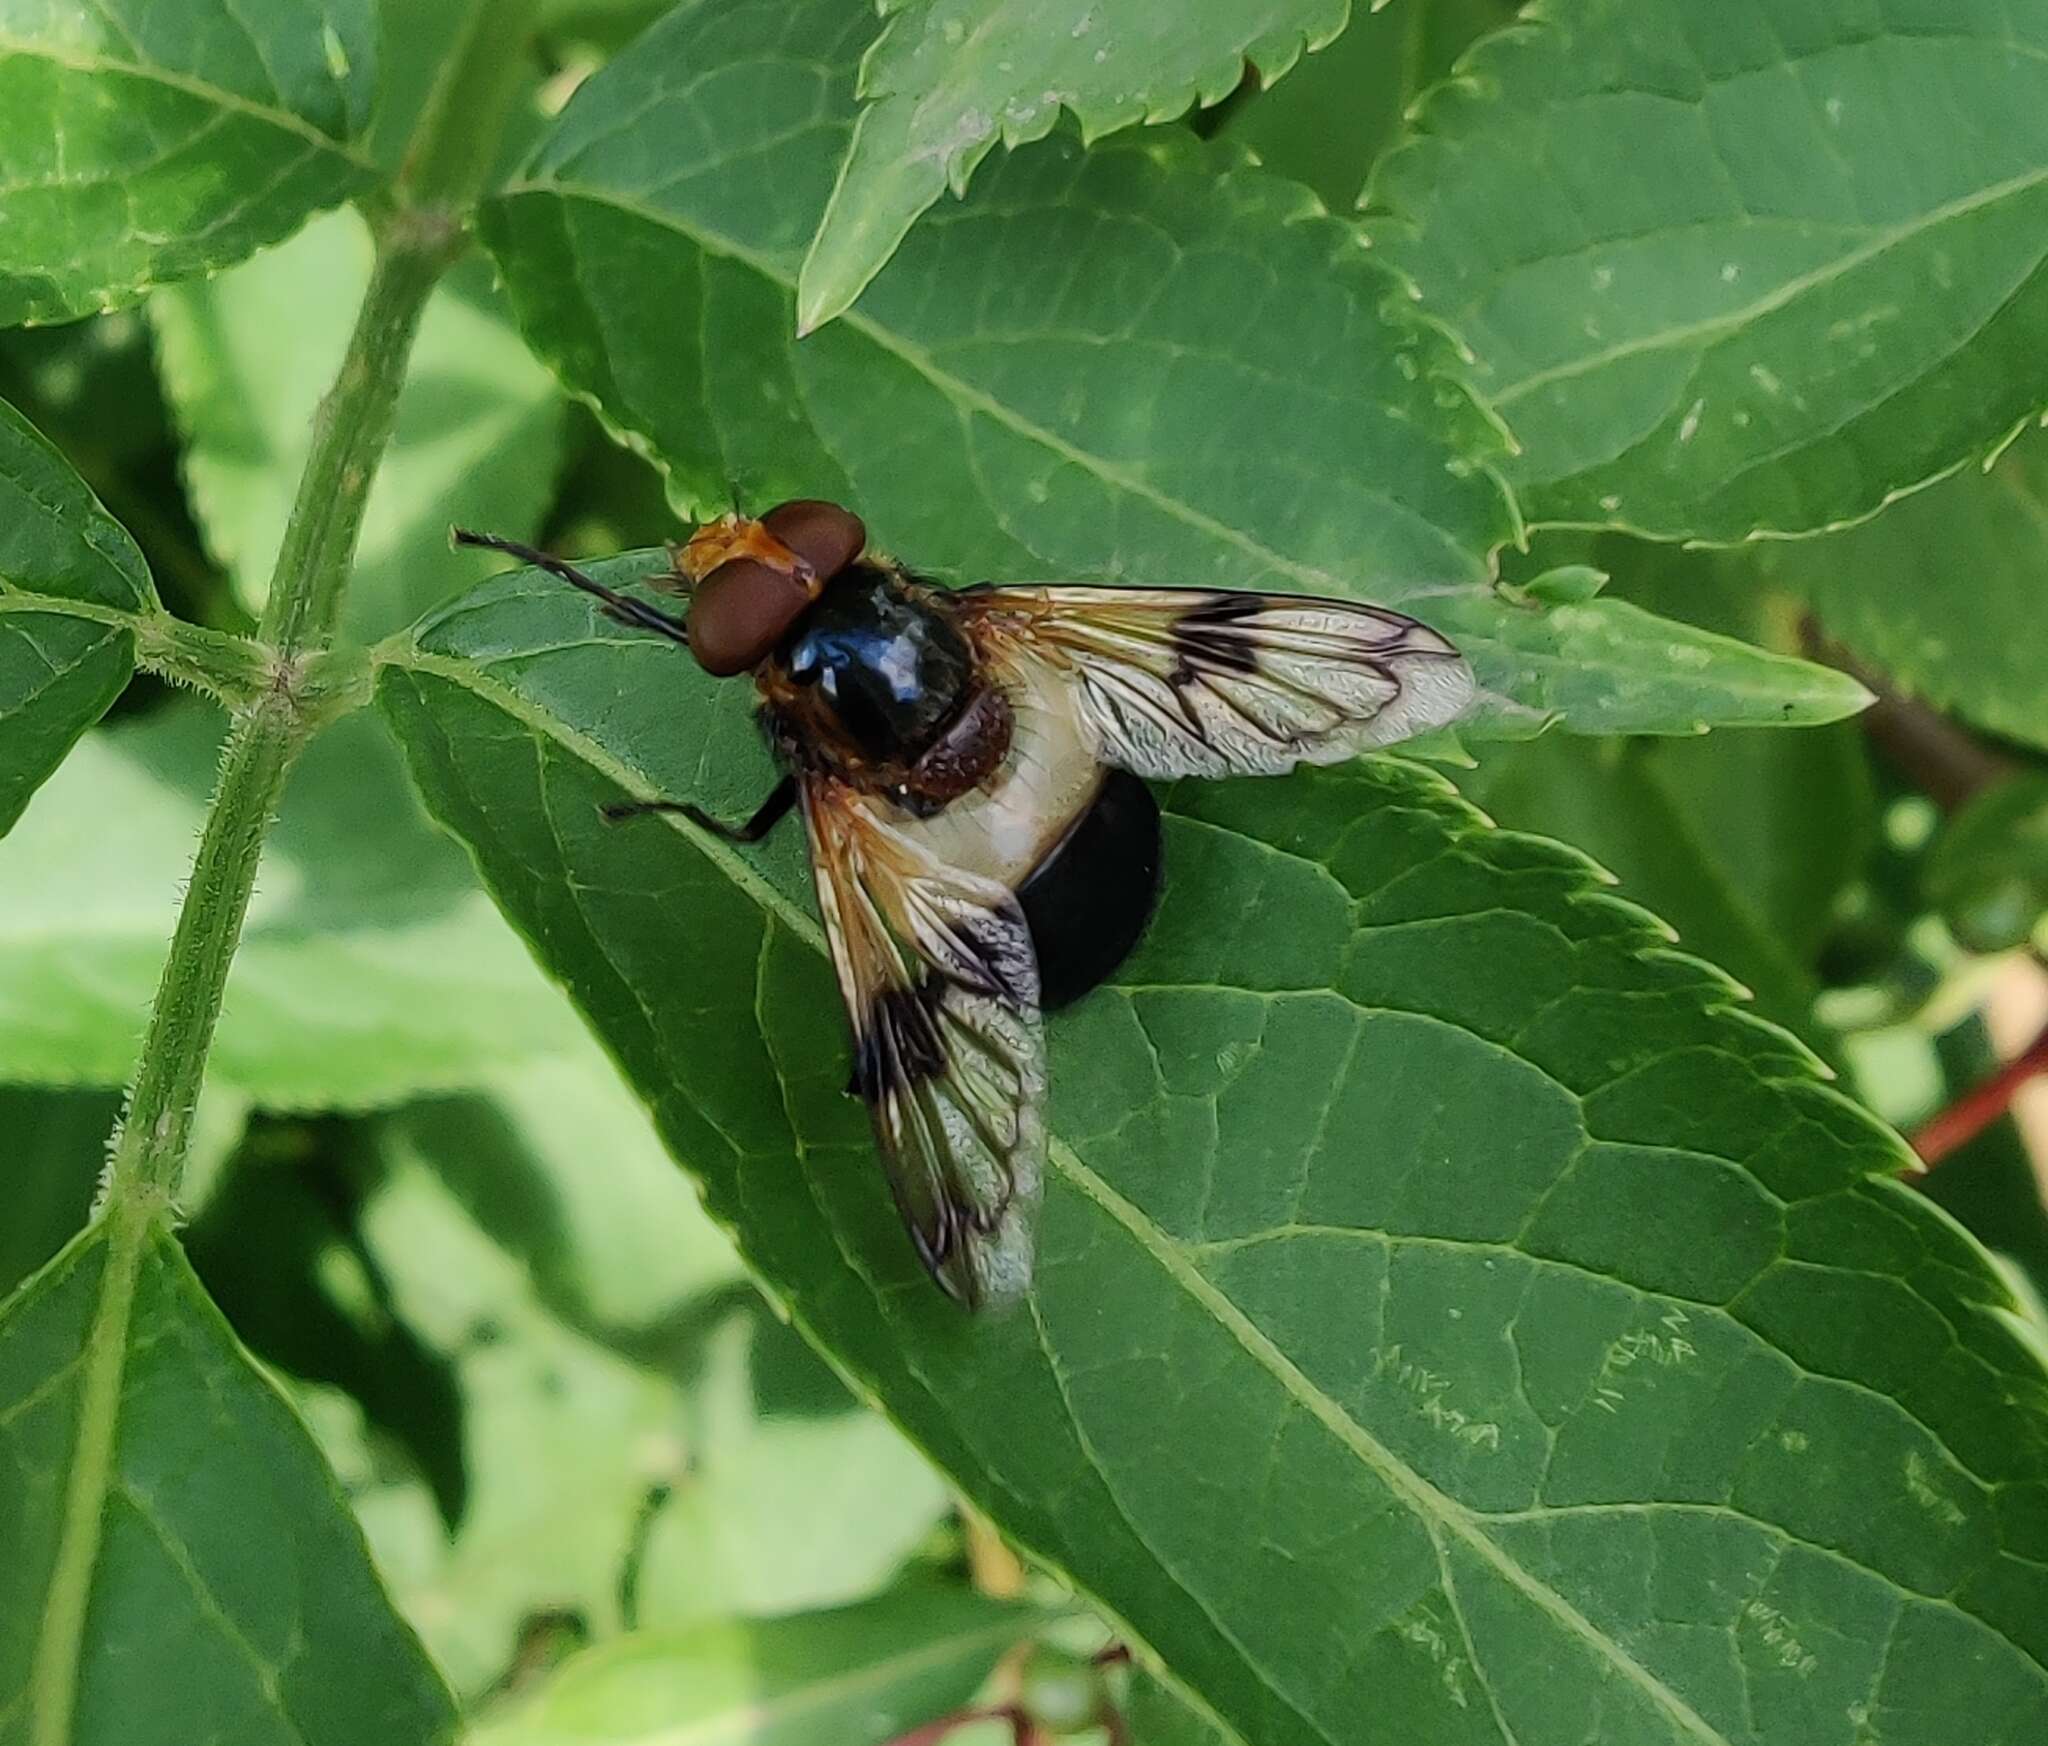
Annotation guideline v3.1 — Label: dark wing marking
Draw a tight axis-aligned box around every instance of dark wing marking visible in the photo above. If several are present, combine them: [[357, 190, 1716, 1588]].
[[960, 586, 1474, 779], [798, 776, 1045, 1309]]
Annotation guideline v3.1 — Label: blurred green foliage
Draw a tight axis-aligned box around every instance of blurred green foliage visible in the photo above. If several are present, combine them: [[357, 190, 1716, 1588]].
[[2, 2, 2045, 1743]]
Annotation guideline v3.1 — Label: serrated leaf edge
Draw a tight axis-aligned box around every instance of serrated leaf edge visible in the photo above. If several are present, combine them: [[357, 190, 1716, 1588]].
[[374, 623, 2048, 1746]]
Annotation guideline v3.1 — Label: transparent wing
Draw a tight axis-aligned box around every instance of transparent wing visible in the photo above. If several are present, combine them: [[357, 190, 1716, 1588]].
[[961, 585, 1474, 779], [799, 776, 1046, 1310]]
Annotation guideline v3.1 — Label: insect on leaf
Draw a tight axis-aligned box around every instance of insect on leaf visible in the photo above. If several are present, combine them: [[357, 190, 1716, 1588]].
[[377, 557, 2048, 1746], [480, 0, 1869, 740]]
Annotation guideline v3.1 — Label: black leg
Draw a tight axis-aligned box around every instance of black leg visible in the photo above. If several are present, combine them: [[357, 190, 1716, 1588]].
[[601, 775, 797, 842], [452, 527, 692, 647]]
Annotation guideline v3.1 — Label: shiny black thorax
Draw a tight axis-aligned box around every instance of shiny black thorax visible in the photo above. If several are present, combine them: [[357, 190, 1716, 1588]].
[[769, 563, 973, 767], [762, 562, 1162, 1011]]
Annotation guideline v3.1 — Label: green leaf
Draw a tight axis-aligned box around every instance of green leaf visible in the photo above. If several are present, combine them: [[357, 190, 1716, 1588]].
[[0, 1219, 453, 1746], [470, 1588, 1042, 1746], [0, 396, 148, 835], [290, 1381, 451, 1633], [1759, 419, 2048, 754], [396, 1053, 749, 1334], [1370, 0, 2048, 540], [796, 0, 1352, 331], [150, 207, 564, 641], [1209, 0, 1408, 212], [338, 1058, 946, 1696], [1122, 1667, 1237, 1746], [534, 0, 676, 52], [0, 0, 379, 324], [0, 1086, 116, 1300], [378, 562, 2048, 1746], [363, 0, 515, 176], [1212, 0, 1523, 213], [1518, 564, 1606, 607], [0, 1082, 246, 1296], [1926, 773, 2048, 954], [483, 0, 1506, 575], [479, 0, 1866, 739], [1460, 724, 1876, 1047], [630, 1309, 952, 1633], [1433, 588, 1872, 737], [0, 701, 586, 1105], [346, 1128, 704, 1696], [0, 310, 175, 473]]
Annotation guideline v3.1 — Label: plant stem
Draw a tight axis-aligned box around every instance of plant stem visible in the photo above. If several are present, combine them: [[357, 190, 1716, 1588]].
[[400, 0, 540, 207], [0, 592, 270, 707], [101, 705, 297, 1201], [35, 186, 446, 1746], [96, 0, 545, 1229], [133, 612, 274, 705], [29, 6, 539, 1735], [255, 223, 458, 656], [104, 1, 535, 1196], [103, 218, 448, 1204], [1910, 1020, 2048, 1169]]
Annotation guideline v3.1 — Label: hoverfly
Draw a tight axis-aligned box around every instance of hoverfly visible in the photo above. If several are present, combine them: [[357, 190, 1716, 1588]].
[[455, 502, 1474, 1308]]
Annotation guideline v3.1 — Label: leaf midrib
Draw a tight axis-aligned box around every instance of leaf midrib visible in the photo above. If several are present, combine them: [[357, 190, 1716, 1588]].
[[27, 1211, 148, 1746], [0, 29, 375, 172], [1049, 1140, 1736, 1743], [378, 642, 1731, 1746], [0, 589, 151, 628], [1485, 163, 2048, 409]]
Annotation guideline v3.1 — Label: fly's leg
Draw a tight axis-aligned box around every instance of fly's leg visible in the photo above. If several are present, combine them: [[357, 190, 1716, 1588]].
[[600, 775, 797, 842]]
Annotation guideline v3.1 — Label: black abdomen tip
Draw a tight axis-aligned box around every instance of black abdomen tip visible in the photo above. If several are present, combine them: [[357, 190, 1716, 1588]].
[[1016, 769, 1161, 1011]]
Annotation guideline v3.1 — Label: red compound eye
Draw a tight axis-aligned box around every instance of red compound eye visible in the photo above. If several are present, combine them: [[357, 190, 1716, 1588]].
[[760, 499, 865, 583], [685, 500, 868, 677]]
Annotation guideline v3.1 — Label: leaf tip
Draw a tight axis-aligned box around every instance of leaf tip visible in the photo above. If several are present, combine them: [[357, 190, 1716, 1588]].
[[794, 250, 858, 339]]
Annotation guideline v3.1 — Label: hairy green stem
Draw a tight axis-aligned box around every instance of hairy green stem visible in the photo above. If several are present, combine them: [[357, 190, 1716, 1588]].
[[132, 612, 274, 705], [100, 0, 537, 1204], [0, 593, 272, 706], [29, 8, 540, 1735], [105, 223, 447, 1202], [255, 225, 457, 656], [33, 218, 453, 1741], [400, 0, 540, 207], [101, 701, 298, 1200]]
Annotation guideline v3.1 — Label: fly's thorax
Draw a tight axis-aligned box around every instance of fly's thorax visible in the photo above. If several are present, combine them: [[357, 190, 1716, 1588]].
[[768, 564, 975, 766], [896, 686, 1014, 814]]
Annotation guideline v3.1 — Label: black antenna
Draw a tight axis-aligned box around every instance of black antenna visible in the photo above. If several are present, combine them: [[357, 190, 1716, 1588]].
[[452, 528, 690, 646]]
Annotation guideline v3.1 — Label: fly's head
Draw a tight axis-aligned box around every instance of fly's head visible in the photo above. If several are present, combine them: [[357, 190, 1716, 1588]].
[[677, 499, 866, 677]]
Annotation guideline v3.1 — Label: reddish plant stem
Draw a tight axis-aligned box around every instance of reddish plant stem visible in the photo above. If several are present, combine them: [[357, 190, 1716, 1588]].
[[1910, 1020, 2048, 1169], [885, 1704, 1037, 1746]]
